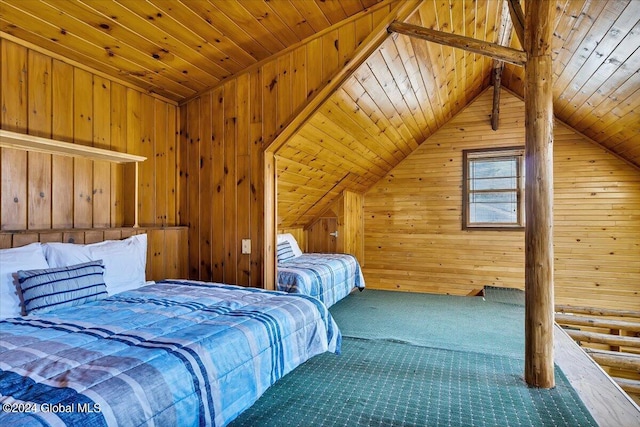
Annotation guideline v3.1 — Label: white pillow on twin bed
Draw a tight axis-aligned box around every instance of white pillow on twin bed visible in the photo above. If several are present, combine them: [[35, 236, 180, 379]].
[[43, 234, 147, 296], [276, 233, 303, 257], [0, 243, 50, 319]]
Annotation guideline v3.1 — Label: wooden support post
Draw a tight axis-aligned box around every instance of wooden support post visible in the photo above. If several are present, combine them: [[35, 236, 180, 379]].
[[524, 0, 555, 388], [492, 64, 505, 131]]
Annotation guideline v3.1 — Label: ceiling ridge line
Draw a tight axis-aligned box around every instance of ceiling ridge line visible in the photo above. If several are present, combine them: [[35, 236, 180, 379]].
[[265, 0, 423, 154]]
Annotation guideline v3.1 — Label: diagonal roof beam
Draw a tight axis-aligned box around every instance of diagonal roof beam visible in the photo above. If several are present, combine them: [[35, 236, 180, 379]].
[[492, 0, 515, 131], [265, 0, 422, 154], [508, 0, 525, 47], [388, 21, 526, 66]]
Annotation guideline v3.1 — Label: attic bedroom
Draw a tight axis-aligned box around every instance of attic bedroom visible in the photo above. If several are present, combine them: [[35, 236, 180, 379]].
[[0, 0, 639, 426]]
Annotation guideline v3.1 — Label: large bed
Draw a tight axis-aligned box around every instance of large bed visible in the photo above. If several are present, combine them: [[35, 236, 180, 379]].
[[276, 234, 365, 308], [0, 238, 341, 427]]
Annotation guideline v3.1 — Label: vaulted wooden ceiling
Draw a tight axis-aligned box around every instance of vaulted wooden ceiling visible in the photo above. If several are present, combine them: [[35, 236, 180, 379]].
[[0, 0, 638, 230], [276, 0, 640, 229], [502, 0, 640, 168], [0, 0, 382, 101], [277, 0, 500, 227]]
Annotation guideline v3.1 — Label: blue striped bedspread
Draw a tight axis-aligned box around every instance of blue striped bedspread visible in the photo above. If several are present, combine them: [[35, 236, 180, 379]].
[[277, 253, 365, 308], [0, 280, 341, 426]]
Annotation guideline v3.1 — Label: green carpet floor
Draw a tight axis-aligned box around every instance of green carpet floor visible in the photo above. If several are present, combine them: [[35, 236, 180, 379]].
[[330, 289, 525, 359], [483, 285, 526, 307], [230, 290, 597, 427]]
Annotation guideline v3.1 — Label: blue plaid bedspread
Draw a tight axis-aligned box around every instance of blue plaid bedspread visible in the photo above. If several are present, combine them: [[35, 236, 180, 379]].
[[277, 254, 365, 308], [0, 280, 341, 426]]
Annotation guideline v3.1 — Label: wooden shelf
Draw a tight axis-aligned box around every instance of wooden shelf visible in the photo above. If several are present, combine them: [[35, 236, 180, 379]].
[[0, 129, 146, 163], [1, 129, 145, 227]]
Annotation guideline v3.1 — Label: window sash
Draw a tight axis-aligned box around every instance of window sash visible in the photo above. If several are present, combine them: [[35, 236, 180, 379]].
[[463, 148, 524, 229]]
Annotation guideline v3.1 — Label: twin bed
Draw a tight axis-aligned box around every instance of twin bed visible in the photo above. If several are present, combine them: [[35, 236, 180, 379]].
[[275, 233, 365, 308], [0, 235, 344, 426]]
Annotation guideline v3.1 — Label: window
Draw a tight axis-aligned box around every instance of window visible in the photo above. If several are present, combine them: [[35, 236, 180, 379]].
[[462, 147, 525, 230]]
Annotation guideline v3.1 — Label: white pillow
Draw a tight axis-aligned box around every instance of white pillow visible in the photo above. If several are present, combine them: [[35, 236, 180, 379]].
[[276, 233, 303, 257], [0, 243, 50, 318], [43, 234, 147, 296]]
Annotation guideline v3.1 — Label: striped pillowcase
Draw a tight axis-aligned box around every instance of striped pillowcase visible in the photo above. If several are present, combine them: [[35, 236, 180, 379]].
[[277, 240, 297, 264], [17, 260, 108, 315]]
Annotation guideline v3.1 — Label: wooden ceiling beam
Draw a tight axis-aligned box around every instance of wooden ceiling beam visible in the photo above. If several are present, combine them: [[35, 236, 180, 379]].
[[388, 21, 526, 66], [264, 0, 423, 154], [492, 0, 515, 131], [507, 0, 525, 47]]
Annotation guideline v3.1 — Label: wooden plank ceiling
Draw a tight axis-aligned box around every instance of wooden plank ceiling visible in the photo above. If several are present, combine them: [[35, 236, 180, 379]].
[[277, 0, 501, 228], [502, 0, 640, 170], [0, 1, 638, 230], [0, 0, 382, 101], [276, 0, 640, 229]]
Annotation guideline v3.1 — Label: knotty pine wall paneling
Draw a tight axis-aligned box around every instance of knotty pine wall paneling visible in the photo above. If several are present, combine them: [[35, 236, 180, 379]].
[[199, 91, 213, 281], [1, 39, 28, 230], [73, 68, 93, 229], [181, 4, 393, 287], [27, 50, 52, 230], [0, 37, 180, 231], [92, 75, 111, 229], [306, 190, 364, 261], [51, 60, 74, 228], [364, 89, 640, 311], [342, 190, 365, 263]]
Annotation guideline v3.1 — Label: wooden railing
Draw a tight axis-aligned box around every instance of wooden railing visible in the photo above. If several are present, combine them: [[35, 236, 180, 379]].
[[556, 305, 640, 400]]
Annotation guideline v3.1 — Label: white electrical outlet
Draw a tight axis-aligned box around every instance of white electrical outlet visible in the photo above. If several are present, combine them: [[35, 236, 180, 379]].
[[241, 239, 251, 254]]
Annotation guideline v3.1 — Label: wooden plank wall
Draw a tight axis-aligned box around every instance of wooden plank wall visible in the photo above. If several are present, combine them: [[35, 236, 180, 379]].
[[0, 227, 188, 281], [364, 88, 640, 311], [307, 217, 338, 254], [181, 4, 393, 287], [341, 190, 364, 263], [0, 38, 179, 230]]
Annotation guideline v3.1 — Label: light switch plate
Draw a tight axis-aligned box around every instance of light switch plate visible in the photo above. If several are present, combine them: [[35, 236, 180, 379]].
[[241, 239, 251, 254]]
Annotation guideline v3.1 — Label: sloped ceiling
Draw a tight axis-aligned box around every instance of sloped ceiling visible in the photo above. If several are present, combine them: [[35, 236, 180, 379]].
[[0, 0, 383, 101], [276, 0, 640, 229], [502, 0, 640, 165], [0, 1, 638, 230], [277, 0, 502, 228]]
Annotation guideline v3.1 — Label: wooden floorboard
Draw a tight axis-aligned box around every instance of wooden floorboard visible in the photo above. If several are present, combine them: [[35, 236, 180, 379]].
[[554, 323, 640, 427]]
